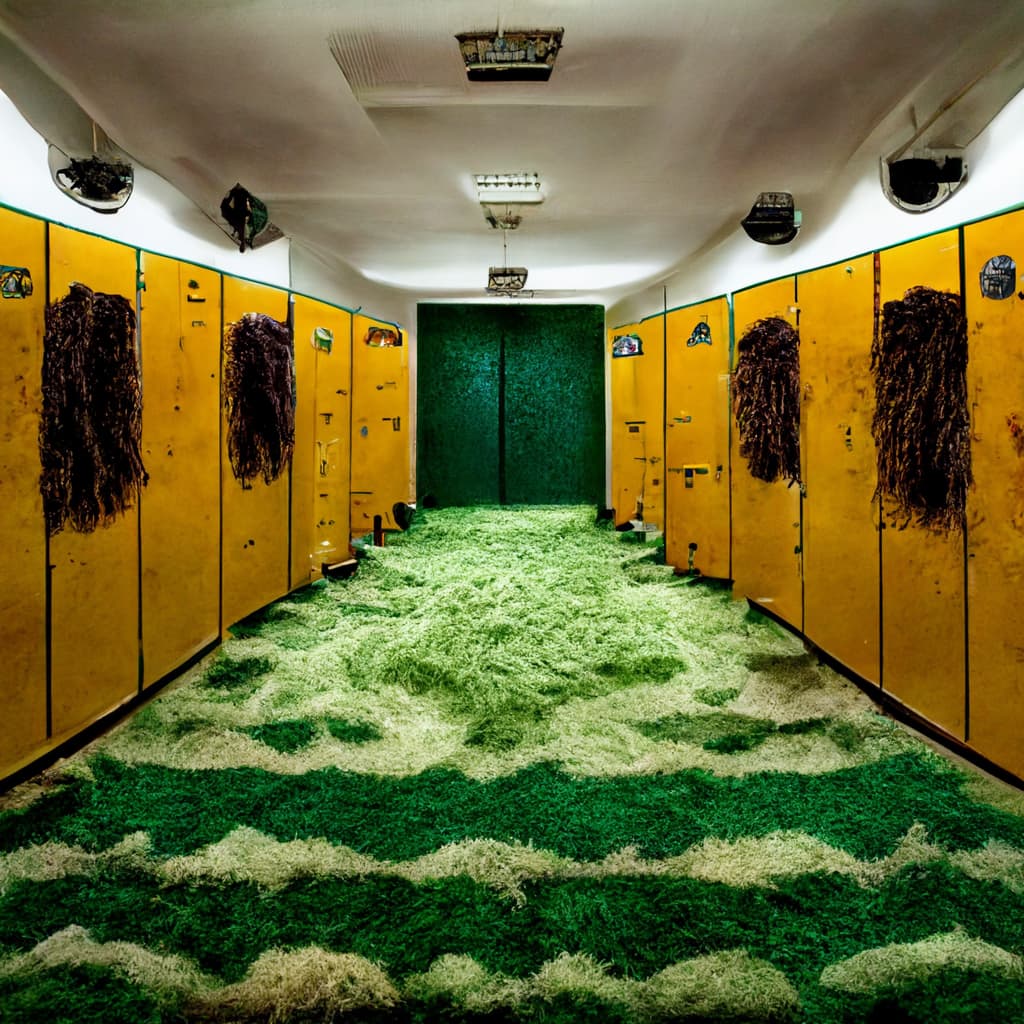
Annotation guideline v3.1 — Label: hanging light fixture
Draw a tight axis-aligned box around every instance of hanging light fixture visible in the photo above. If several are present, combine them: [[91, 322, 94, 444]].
[[486, 221, 528, 294]]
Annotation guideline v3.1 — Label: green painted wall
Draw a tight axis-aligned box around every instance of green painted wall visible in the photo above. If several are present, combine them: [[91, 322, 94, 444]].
[[417, 304, 604, 507]]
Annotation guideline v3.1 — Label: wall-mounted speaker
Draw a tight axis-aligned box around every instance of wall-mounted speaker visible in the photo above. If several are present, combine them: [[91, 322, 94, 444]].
[[740, 192, 801, 245], [881, 149, 967, 213]]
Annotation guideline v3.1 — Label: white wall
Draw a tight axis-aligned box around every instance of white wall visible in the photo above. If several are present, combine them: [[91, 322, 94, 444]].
[[0, 89, 291, 287], [608, 86, 1024, 324]]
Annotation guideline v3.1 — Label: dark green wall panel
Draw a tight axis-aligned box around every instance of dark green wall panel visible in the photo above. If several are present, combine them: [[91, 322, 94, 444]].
[[417, 304, 604, 507]]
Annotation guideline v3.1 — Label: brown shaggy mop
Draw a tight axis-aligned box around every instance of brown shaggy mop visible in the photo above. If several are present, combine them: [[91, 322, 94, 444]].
[[732, 316, 801, 484], [223, 313, 295, 486], [39, 283, 147, 535], [871, 286, 971, 531]]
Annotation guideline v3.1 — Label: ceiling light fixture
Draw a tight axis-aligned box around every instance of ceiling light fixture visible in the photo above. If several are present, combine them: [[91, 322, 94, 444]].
[[475, 172, 544, 204], [487, 222, 528, 295], [456, 29, 564, 82]]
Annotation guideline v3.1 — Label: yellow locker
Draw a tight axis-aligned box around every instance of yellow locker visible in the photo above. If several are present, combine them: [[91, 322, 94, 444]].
[[731, 277, 802, 629], [878, 230, 965, 736], [664, 298, 730, 577], [964, 209, 1024, 777], [799, 256, 880, 684], [351, 313, 410, 536], [0, 208, 47, 774], [139, 254, 220, 687], [292, 296, 352, 575], [221, 277, 291, 628], [609, 321, 640, 525], [608, 317, 665, 528], [290, 296, 316, 588], [48, 225, 140, 737]]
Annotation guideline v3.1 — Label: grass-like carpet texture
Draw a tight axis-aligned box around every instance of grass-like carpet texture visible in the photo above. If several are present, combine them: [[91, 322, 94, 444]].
[[1, 506, 1023, 1023]]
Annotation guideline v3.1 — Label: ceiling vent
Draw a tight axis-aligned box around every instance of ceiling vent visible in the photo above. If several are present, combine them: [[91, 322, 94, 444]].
[[740, 192, 801, 245], [881, 149, 967, 213], [456, 29, 563, 82]]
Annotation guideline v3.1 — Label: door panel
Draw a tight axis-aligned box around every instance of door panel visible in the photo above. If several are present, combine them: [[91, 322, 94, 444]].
[[964, 209, 1024, 776], [664, 298, 730, 577], [48, 226, 140, 736], [351, 313, 410, 534], [0, 208, 47, 773], [139, 254, 221, 686], [799, 256, 880, 684], [294, 295, 352, 573], [221, 277, 290, 628], [877, 230, 965, 736], [731, 277, 802, 628]]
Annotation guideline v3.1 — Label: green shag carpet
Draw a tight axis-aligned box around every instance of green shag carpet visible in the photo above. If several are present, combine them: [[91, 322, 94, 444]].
[[2, 506, 1023, 1024]]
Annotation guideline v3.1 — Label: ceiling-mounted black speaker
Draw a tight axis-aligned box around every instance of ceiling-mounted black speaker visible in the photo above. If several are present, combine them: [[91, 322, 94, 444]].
[[881, 149, 966, 213], [47, 144, 133, 213], [740, 192, 801, 245]]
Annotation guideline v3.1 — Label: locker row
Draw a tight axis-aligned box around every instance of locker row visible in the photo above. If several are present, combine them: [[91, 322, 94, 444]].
[[610, 206, 1024, 782], [0, 205, 411, 782]]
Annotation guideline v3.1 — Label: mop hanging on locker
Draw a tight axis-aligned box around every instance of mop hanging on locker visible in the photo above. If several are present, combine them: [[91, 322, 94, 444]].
[[39, 282, 147, 534], [871, 285, 971, 531], [223, 312, 295, 486], [732, 316, 801, 485]]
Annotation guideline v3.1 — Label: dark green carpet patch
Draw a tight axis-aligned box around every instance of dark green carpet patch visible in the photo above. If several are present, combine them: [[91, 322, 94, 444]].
[[693, 685, 742, 707], [201, 655, 274, 691], [325, 718, 383, 744], [241, 720, 317, 754], [0, 962, 171, 1024], [1, 865, 1021, 1001], [4, 753, 1023, 864], [636, 713, 865, 755], [594, 654, 687, 685], [823, 969, 1024, 1024]]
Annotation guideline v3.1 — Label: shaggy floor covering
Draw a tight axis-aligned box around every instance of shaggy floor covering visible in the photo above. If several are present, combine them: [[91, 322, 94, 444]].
[[1, 506, 1023, 1023]]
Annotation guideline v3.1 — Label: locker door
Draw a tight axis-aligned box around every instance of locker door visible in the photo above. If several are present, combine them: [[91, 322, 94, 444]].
[[221, 278, 291, 628], [0, 208, 47, 775], [608, 317, 665, 528], [731, 277, 802, 629], [963, 209, 1024, 777], [664, 298, 730, 577], [351, 313, 410, 535], [139, 254, 221, 687], [877, 230, 965, 736], [293, 296, 352, 574], [799, 256, 880, 685], [48, 226, 140, 737]]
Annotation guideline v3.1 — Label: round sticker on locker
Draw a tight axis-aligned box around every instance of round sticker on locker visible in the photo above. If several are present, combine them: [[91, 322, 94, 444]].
[[361, 426, 369, 437], [980, 255, 1016, 300]]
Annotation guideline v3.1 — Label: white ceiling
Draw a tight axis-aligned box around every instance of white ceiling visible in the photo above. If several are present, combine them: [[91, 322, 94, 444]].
[[1, 0, 1023, 306]]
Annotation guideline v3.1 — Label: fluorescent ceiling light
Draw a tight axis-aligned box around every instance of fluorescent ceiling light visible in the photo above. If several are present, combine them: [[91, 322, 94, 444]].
[[475, 172, 544, 204]]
